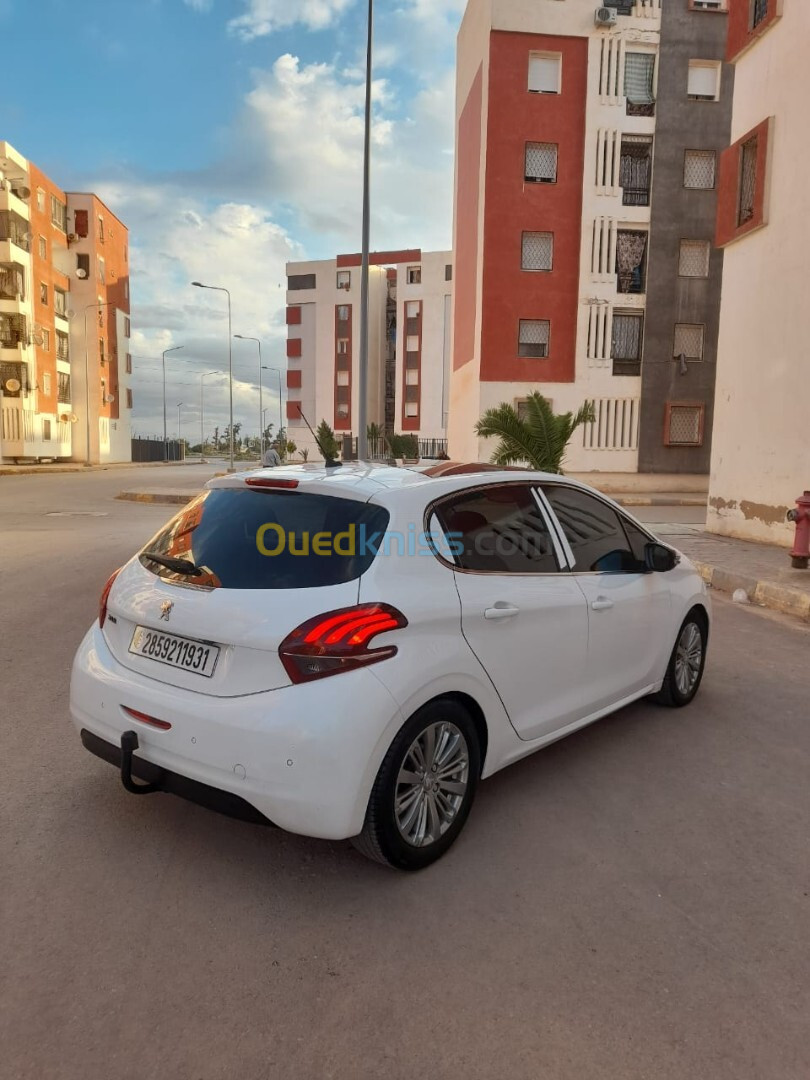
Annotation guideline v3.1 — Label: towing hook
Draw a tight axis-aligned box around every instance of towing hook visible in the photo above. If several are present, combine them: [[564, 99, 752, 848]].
[[120, 730, 162, 795]]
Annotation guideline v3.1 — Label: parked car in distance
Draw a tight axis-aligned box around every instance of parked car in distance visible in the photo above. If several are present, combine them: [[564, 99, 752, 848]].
[[70, 462, 710, 870]]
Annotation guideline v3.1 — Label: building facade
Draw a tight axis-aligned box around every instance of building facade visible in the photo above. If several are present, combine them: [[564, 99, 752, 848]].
[[449, 0, 733, 473], [708, 0, 809, 543], [0, 141, 132, 464], [285, 250, 453, 459]]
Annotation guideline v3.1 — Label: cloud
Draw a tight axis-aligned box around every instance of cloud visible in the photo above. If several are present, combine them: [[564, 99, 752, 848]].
[[183, 0, 213, 10], [228, 0, 355, 39]]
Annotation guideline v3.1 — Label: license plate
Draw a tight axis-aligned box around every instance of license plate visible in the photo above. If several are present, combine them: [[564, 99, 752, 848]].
[[129, 626, 220, 678]]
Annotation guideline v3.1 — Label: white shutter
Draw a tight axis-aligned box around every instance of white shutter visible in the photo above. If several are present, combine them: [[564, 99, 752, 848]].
[[687, 62, 719, 100], [528, 54, 560, 94]]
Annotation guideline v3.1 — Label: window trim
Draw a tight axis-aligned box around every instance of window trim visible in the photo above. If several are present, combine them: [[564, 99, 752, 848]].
[[424, 482, 568, 577], [687, 60, 722, 101], [528, 52, 562, 95], [664, 401, 706, 447], [521, 231, 554, 272]]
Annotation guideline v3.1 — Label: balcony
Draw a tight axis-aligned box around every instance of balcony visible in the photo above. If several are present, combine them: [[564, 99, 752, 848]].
[[611, 313, 644, 377], [0, 210, 31, 253], [0, 262, 26, 302]]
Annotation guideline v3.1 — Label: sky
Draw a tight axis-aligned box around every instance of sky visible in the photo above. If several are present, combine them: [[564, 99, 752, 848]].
[[0, 0, 464, 442]]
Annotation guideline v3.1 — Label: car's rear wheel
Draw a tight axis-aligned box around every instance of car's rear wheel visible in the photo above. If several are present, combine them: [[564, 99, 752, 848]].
[[352, 699, 481, 870], [654, 610, 708, 708]]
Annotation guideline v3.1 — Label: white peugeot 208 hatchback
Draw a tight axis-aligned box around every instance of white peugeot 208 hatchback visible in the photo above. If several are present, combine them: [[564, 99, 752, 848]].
[[70, 463, 710, 870]]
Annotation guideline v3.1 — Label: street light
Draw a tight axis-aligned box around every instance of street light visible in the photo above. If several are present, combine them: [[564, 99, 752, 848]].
[[162, 345, 184, 461], [262, 365, 284, 451], [234, 334, 264, 460], [83, 301, 115, 467], [177, 402, 184, 445], [192, 281, 234, 471], [200, 370, 218, 464], [357, 0, 374, 462]]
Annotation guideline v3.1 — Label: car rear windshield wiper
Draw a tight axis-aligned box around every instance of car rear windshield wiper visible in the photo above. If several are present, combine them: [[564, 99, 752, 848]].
[[141, 551, 205, 577]]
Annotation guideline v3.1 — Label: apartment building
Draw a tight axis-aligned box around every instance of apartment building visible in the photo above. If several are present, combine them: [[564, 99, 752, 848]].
[[449, 0, 733, 473], [0, 141, 132, 464], [285, 250, 453, 459], [708, 0, 809, 543]]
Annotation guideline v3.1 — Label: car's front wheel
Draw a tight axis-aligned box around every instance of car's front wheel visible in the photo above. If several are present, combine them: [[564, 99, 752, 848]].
[[352, 699, 481, 870], [654, 609, 708, 707]]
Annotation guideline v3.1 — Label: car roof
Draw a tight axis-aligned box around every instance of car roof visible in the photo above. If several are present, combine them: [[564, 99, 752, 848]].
[[208, 461, 576, 502]]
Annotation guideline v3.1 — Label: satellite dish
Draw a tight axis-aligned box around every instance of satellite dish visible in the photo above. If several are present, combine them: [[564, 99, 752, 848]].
[[13, 185, 31, 200], [70, 413, 78, 423], [4, 378, 21, 393], [104, 393, 115, 404], [32, 330, 44, 346], [76, 268, 88, 279], [65, 309, 76, 319]]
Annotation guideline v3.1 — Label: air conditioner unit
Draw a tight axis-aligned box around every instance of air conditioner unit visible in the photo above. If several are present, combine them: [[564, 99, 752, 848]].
[[595, 6, 618, 25], [12, 185, 31, 201], [3, 377, 21, 394]]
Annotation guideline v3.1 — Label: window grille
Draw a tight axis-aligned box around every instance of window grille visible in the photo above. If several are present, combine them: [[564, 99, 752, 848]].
[[616, 231, 648, 293], [684, 150, 716, 189], [679, 240, 711, 278], [751, 0, 768, 28], [666, 405, 704, 446], [522, 232, 553, 271], [738, 136, 758, 225], [525, 142, 558, 183], [58, 372, 71, 402], [518, 320, 550, 358], [673, 324, 704, 361], [620, 137, 653, 206], [611, 314, 644, 376]]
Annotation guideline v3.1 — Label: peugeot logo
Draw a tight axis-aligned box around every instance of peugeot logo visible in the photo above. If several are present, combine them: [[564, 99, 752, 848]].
[[160, 600, 174, 622]]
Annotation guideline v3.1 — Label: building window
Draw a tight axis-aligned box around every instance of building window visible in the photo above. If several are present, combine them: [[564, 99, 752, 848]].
[[56, 332, 69, 362], [43, 372, 52, 397], [521, 231, 553, 271], [337, 304, 350, 322], [605, 0, 634, 13], [77, 253, 90, 278], [406, 300, 420, 319], [690, 0, 727, 8], [407, 266, 422, 285], [405, 369, 419, 386], [337, 270, 351, 290], [336, 403, 350, 420], [616, 230, 648, 294], [288, 273, 317, 290], [50, 195, 67, 232], [98, 216, 105, 242], [43, 417, 52, 441], [620, 136, 653, 206], [406, 334, 420, 352], [673, 324, 705, 362], [404, 402, 419, 418], [337, 338, 349, 355], [687, 61, 721, 101], [99, 338, 106, 364], [665, 403, 705, 446], [40, 328, 50, 351], [336, 371, 349, 387], [528, 53, 561, 94], [124, 316, 131, 337], [97, 257, 106, 284], [738, 135, 758, 225], [37, 189, 45, 213], [445, 264, 453, 281], [126, 388, 133, 409], [40, 282, 48, 305], [751, 0, 768, 28], [684, 150, 717, 189], [54, 288, 67, 316], [679, 240, 711, 278], [39, 236, 47, 259], [624, 53, 656, 117], [518, 320, 550, 358], [611, 313, 644, 376], [525, 142, 558, 184], [58, 371, 71, 402], [125, 352, 132, 374]]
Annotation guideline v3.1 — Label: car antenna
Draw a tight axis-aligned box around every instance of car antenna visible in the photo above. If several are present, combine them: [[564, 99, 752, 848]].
[[295, 405, 342, 469]]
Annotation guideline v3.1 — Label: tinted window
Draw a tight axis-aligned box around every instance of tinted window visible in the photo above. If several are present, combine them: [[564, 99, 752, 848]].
[[622, 518, 652, 564], [140, 489, 390, 590], [436, 485, 559, 573], [544, 486, 641, 573]]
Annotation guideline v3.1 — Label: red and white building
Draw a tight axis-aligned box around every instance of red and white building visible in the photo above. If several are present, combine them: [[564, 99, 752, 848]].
[[285, 250, 453, 458]]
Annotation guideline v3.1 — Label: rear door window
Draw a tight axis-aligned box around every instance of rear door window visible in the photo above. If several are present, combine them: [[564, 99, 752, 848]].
[[543, 486, 642, 573], [434, 484, 560, 573], [140, 489, 390, 590]]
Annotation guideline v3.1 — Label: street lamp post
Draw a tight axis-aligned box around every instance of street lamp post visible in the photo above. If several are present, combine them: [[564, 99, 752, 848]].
[[200, 370, 218, 464], [83, 301, 115, 467], [177, 402, 184, 447], [192, 282, 234, 471], [162, 345, 184, 461], [357, 0, 374, 462], [234, 334, 263, 461], [262, 365, 284, 451]]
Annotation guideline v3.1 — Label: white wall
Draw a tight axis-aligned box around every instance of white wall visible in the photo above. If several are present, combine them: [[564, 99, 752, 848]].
[[708, 4, 810, 544]]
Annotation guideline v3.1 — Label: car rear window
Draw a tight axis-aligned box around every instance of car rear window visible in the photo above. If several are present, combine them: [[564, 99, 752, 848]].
[[139, 489, 390, 590]]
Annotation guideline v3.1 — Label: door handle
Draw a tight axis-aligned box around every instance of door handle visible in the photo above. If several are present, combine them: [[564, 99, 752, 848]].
[[484, 604, 520, 620], [591, 597, 614, 612]]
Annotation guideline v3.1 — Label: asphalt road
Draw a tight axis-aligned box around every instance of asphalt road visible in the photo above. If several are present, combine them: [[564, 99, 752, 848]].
[[1, 469, 808, 1080]]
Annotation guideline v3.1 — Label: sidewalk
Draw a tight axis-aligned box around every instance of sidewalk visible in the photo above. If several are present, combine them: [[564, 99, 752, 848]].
[[658, 525, 810, 622]]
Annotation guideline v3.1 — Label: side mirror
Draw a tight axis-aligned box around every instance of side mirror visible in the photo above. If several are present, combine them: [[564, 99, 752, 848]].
[[645, 542, 678, 573]]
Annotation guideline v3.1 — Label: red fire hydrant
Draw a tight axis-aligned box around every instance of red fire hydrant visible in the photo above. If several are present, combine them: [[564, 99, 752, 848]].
[[787, 491, 810, 570]]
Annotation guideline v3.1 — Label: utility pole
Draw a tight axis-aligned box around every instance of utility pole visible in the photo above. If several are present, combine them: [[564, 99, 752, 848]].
[[357, 0, 374, 462]]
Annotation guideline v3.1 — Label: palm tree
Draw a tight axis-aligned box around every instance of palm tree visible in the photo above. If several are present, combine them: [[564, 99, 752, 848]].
[[475, 392, 595, 474]]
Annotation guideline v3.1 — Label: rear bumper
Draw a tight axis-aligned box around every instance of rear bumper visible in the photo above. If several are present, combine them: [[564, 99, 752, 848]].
[[70, 624, 405, 840]]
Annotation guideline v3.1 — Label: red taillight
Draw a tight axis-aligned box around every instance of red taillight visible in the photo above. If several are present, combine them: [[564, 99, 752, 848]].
[[279, 604, 408, 684], [122, 706, 172, 731], [99, 568, 122, 629], [245, 477, 299, 490]]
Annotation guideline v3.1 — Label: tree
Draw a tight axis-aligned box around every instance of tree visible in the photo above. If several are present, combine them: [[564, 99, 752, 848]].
[[299, 447, 310, 463], [262, 422, 275, 447], [212, 426, 220, 452], [474, 392, 595, 474], [316, 420, 341, 462]]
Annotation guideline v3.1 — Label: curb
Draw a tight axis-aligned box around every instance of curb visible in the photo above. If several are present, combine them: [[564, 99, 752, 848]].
[[116, 491, 195, 506], [0, 461, 211, 477], [692, 560, 810, 622], [615, 495, 707, 508]]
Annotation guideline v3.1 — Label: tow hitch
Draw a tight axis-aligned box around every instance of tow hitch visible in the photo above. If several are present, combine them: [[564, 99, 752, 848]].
[[120, 730, 163, 795]]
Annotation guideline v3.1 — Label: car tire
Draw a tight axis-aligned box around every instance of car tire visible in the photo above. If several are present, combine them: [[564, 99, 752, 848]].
[[653, 609, 708, 708], [352, 699, 481, 871]]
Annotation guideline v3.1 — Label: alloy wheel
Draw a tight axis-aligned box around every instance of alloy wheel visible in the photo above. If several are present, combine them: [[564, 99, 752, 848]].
[[674, 622, 703, 697], [394, 722, 470, 848]]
